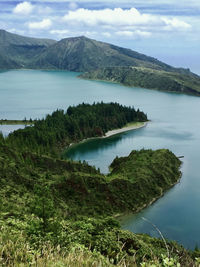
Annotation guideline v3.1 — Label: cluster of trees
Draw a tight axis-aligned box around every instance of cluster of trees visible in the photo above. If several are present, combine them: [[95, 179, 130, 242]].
[[6, 102, 147, 155]]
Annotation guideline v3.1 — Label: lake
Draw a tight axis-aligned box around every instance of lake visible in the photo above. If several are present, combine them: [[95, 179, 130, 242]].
[[1, 69, 200, 249]]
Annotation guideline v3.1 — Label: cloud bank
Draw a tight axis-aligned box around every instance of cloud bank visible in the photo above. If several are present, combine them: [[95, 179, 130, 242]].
[[13, 2, 34, 15]]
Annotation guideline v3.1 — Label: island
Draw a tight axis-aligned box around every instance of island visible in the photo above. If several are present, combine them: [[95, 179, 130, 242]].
[[0, 102, 198, 266]]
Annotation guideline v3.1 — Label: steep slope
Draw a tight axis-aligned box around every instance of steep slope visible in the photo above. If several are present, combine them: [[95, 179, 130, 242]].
[[80, 66, 200, 96], [31, 35, 191, 74], [0, 30, 196, 77], [0, 29, 56, 68]]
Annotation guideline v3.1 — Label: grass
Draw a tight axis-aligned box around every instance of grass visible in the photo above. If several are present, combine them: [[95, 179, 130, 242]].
[[0, 119, 35, 125], [125, 121, 145, 127]]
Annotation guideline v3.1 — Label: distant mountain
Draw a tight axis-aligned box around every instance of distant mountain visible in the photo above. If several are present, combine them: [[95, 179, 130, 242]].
[[0, 29, 56, 68], [0, 30, 193, 75], [31, 35, 190, 74], [0, 29, 200, 96]]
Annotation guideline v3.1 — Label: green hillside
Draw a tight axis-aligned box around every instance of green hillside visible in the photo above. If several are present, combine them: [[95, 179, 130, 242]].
[[80, 66, 200, 96], [30, 35, 192, 75], [0, 29, 55, 68], [1, 29, 200, 96], [0, 29, 194, 77], [1, 141, 196, 266], [0, 103, 198, 265]]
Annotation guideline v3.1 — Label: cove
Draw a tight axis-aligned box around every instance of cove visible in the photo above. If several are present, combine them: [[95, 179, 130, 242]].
[[1, 70, 200, 249]]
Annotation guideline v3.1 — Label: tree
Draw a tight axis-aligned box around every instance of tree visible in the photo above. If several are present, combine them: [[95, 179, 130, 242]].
[[28, 176, 59, 239]]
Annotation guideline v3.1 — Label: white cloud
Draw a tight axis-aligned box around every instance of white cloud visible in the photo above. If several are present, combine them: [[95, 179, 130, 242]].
[[50, 29, 69, 35], [116, 30, 151, 38], [13, 2, 34, 15], [163, 18, 191, 31], [63, 8, 161, 27], [62, 8, 191, 32], [28, 19, 52, 30]]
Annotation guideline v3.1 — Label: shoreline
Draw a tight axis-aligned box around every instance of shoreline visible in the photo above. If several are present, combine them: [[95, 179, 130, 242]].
[[68, 121, 148, 148], [116, 172, 182, 222], [104, 121, 147, 138]]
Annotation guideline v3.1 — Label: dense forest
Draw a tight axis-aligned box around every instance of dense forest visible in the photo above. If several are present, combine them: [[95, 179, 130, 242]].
[[0, 103, 199, 266], [6, 102, 147, 155]]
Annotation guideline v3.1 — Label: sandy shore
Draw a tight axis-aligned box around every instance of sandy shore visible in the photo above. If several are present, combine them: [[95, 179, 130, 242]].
[[68, 122, 148, 148], [104, 122, 148, 138]]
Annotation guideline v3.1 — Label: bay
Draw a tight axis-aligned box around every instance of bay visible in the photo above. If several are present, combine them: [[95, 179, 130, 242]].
[[0, 70, 200, 249]]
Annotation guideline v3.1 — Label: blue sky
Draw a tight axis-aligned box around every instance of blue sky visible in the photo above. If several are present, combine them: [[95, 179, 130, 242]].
[[1, 0, 200, 74]]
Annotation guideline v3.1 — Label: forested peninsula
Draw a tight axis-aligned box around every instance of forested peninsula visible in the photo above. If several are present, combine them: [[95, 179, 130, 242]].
[[0, 102, 199, 266], [6, 102, 147, 155]]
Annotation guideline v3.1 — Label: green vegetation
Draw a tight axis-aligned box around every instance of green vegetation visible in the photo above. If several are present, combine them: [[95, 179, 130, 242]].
[[0, 29, 195, 79], [30, 36, 179, 72], [1, 29, 200, 96], [0, 29, 55, 69], [0, 119, 35, 125], [80, 66, 200, 96], [6, 102, 147, 155], [0, 102, 199, 266], [0, 142, 197, 266]]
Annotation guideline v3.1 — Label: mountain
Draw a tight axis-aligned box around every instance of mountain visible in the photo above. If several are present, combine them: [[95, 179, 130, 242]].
[[0, 30, 193, 75], [31, 35, 190, 74], [80, 66, 200, 96], [0, 29, 56, 68], [1, 29, 200, 95]]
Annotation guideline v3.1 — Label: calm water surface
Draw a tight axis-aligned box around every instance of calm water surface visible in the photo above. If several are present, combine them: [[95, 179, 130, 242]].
[[0, 70, 200, 249]]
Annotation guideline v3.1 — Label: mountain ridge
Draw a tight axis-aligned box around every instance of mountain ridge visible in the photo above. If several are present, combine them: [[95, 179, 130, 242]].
[[1, 29, 200, 95], [0, 29, 194, 75]]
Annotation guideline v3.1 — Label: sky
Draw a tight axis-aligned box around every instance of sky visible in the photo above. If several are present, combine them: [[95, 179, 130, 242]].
[[1, 0, 200, 74]]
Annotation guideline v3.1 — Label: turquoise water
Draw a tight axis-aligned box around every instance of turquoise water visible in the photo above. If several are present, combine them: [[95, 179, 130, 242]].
[[1, 70, 200, 249]]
